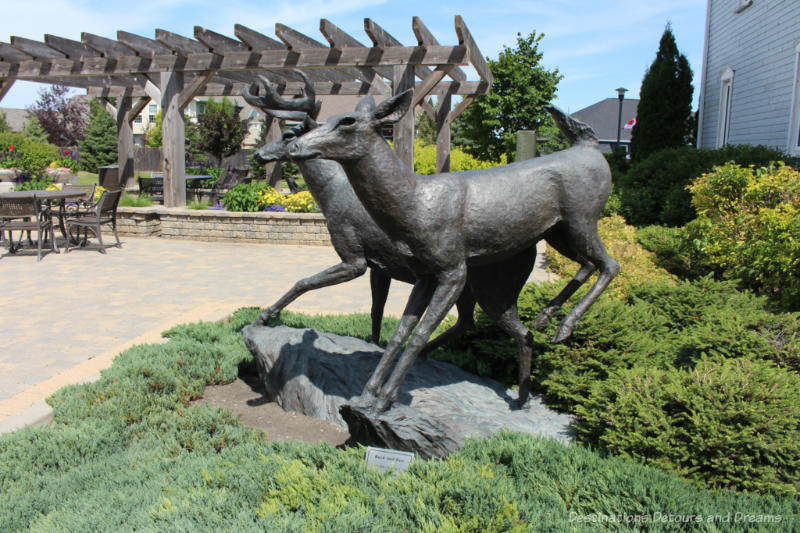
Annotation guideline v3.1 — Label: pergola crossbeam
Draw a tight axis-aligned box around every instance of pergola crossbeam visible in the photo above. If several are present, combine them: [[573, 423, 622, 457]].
[[0, 16, 492, 205]]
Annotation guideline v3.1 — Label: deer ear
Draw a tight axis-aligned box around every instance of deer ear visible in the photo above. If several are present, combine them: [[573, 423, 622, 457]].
[[373, 90, 413, 124], [355, 95, 376, 112]]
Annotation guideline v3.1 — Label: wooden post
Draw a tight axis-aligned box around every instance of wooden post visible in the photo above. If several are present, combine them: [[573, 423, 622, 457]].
[[160, 71, 186, 207], [393, 65, 415, 169], [263, 117, 284, 188], [515, 130, 538, 162], [116, 97, 135, 189], [435, 93, 452, 173]]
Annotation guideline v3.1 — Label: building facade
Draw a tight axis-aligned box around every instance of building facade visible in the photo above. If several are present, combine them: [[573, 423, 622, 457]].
[[697, 0, 800, 154]]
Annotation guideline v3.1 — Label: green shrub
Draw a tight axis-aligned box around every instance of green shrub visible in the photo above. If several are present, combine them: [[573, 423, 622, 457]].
[[2, 308, 797, 530], [187, 199, 211, 210], [615, 144, 799, 227], [577, 358, 800, 496], [0, 132, 60, 174], [686, 162, 800, 310], [636, 224, 708, 279], [414, 139, 505, 175]]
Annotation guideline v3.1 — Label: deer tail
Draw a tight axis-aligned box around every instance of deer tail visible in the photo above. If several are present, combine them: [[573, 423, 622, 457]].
[[544, 105, 598, 146]]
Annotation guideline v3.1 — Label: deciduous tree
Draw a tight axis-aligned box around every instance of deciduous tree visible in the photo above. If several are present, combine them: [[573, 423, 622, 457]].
[[193, 97, 247, 169], [27, 84, 87, 146], [453, 31, 562, 162]]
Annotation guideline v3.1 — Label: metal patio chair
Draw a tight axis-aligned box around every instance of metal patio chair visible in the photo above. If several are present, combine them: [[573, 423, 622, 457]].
[[0, 195, 58, 261], [65, 189, 122, 254]]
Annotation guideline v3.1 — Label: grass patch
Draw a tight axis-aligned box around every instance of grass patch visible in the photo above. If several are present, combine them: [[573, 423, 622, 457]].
[[187, 199, 212, 210], [1, 308, 797, 531], [75, 171, 98, 186], [119, 192, 155, 207]]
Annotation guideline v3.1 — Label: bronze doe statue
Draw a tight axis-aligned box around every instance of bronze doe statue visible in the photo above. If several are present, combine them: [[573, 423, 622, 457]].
[[243, 73, 539, 401], [286, 90, 619, 412]]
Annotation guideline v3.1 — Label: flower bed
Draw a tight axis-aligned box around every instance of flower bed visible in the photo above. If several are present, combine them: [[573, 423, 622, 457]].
[[115, 206, 331, 246]]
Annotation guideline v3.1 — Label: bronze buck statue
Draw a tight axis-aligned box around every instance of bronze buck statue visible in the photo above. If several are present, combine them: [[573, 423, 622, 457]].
[[287, 90, 619, 412], [243, 73, 540, 401]]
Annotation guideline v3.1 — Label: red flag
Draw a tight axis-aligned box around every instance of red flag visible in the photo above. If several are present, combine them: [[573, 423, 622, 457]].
[[623, 117, 637, 130]]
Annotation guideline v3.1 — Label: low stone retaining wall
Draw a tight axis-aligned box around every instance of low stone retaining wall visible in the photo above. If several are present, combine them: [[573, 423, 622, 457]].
[[115, 207, 331, 246]]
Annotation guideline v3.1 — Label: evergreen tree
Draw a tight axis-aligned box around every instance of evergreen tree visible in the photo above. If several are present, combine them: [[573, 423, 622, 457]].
[[453, 31, 562, 162], [79, 99, 118, 171], [0, 111, 9, 133], [23, 117, 49, 143], [630, 24, 694, 161]]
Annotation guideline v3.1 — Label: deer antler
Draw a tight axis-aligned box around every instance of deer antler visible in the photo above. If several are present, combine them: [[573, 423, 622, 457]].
[[242, 69, 321, 122]]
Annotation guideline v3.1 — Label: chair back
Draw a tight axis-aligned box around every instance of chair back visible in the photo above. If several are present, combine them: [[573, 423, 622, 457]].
[[0, 196, 40, 219], [95, 189, 122, 216], [64, 184, 96, 203]]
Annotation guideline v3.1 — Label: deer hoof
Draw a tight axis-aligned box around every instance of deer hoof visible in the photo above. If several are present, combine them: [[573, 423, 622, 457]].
[[533, 308, 556, 330], [256, 309, 280, 326], [551, 324, 573, 344]]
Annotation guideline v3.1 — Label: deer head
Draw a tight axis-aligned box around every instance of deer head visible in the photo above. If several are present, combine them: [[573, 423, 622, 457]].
[[287, 89, 413, 162], [242, 69, 322, 163]]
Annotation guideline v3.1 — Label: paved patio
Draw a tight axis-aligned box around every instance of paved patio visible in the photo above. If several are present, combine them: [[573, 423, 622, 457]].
[[0, 235, 550, 429]]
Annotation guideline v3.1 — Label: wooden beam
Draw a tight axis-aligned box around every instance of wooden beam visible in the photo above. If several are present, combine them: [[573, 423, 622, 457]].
[[412, 65, 449, 107], [412, 17, 466, 83], [1, 45, 470, 79], [234, 24, 285, 50], [319, 19, 392, 93], [364, 18, 432, 82], [117, 30, 172, 56], [178, 69, 217, 111], [448, 94, 475, 123], [82, 33, 137, 58], [10, 36, 66, 60], [454, 16, 493, 86], [83, 79, 483, 99], [436, 92, 452, 173], [127, 97, 150, 123], [0, 42, 33, 62], [134, 74, 162, 102], [156, 29, 211, 54], [194, 27, 248, 52], [420, 97, 436, 120], [0, 78, 15, 102], [44, 35, 100, 59]]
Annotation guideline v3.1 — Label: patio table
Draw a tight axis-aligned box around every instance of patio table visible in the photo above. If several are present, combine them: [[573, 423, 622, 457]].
[[0, 189, 87, 239]]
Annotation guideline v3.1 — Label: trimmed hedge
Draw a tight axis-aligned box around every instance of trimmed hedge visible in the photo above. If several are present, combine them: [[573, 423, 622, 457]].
[[614, 144, 799, 227], [2, 308, 797, 531]]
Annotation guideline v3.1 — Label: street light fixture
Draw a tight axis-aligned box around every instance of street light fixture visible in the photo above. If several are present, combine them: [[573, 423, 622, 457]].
[[615, 87, 628, 151]]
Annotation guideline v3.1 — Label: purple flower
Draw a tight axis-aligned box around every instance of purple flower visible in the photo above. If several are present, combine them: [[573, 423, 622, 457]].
[[264, 204, 286, 212]]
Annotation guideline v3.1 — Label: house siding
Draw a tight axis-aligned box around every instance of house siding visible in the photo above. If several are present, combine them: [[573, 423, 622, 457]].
[[699, 0, 800, 150]]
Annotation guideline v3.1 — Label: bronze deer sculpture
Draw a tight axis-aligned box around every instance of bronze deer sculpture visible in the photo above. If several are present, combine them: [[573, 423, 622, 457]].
[[243, 73, 540, 402], [287, 90, 619, 412]]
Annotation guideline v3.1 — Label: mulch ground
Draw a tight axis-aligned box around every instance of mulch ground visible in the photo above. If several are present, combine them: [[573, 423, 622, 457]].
[[194, 372, 350, 446]]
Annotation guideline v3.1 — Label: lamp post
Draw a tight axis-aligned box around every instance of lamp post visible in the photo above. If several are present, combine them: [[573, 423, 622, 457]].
[[615, 87, 628, 151]]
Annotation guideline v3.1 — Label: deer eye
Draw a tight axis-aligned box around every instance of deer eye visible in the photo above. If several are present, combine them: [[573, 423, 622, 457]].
[[337, 116, 356, 127]]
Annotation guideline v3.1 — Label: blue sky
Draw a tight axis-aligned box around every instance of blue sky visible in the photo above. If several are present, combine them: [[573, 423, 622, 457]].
[[0, 0, 705, 113]]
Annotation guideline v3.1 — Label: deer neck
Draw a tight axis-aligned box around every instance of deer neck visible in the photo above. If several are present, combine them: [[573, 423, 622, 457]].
[[339, 138, 418, 225], [298, 159, 349, 213]]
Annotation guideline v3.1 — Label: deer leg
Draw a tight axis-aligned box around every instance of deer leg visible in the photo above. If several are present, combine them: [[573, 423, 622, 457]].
[[552, 234, 619, 343], [362, 277, 436, 398], [417, 290, 476, 358], [256, 258, 368, 325], [369, 269, 392, 344], [375, 265, 467, 411], [534, 232, 596, 330]]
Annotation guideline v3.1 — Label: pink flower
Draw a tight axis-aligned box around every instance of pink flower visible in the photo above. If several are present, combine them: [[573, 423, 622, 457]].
[[8, 145, 14, 151]]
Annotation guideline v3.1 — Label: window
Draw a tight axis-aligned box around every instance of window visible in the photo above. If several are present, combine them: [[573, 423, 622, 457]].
[[148, 103, 157, 123], [134, 114, 143, 124], [195, 101, 206, 116], [789, 40, 800, 155], [716, 67, 735, 148]]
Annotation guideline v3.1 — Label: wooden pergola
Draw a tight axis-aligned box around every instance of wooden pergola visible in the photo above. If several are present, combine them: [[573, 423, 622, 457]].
[[0, 16, 491, 206]]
